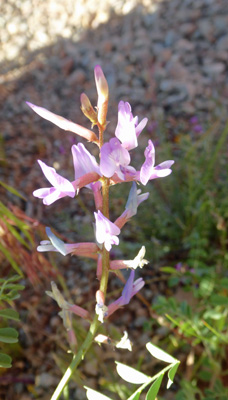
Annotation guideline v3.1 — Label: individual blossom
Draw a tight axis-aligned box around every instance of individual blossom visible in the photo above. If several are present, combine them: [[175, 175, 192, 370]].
[[115, 182, 149, 229], [71, 143, 101, 190], [33, 160, 76, 205], [100, 138, 135, 180], [26, 102, 98, 143], [38, 227, 98, 259], [115, 101, 148, 150], [94, 210, 120, 251], [139, 140, 174, 185], [107, 270, 145, 317]]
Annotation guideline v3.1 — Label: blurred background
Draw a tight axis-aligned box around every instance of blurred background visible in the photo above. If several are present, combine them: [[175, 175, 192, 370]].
[[0, 0, 228, 399]]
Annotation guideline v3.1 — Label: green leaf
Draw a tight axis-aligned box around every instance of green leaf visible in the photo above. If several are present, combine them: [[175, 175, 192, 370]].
[[0, 328, 18, 343], [0, 181, 26, 200], [0, 309, 19, 321], [116, 362, 150, 384], [146, 374, 163, 400], [167, 362, 180, 389], [146, 342, 177, 364], [85, 387, 113, 400], [0, 353, 12, 368]]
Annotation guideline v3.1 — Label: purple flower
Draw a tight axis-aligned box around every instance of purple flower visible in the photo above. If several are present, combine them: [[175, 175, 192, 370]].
[[139, 140, 174, 185], [107, 270, 145, 317], [71, 143, 101, 189], [94, 210, 120, 251], [115, 101, 148, 150], [100, 138, 135, 180], [33, 160, 75, 205]]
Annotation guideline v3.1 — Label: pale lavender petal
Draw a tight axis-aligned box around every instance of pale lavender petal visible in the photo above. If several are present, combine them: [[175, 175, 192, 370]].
[[33, 187, 54, 199], [115, 101, 137, 150], [38, 160, 75, 194], [100, 138, 131, 178], [150, 169, 172, 179], [135, 117, 148, 137], [94, 210, 120, 251], [154, 160, 174, 170], [42, 190, 65, 205], [71, 143, 101, 189], [140, 140, 156, 185], [131, 278, 145, 296]]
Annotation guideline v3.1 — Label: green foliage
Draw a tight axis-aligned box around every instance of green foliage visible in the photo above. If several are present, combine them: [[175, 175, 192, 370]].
[[0, 275, 23, 368], [139, 120, 228, 397]]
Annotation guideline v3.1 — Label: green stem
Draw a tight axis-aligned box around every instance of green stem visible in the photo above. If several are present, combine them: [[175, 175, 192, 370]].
[[50, 315, 100, 400], [100, 176, 110, 296]]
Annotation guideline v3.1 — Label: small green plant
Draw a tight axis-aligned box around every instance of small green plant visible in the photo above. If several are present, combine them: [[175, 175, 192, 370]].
[[0, 275, 24, 368]]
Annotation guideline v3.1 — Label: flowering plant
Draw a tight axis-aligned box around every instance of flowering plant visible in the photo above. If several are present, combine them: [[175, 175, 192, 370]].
[[27, 66, 176, 400]]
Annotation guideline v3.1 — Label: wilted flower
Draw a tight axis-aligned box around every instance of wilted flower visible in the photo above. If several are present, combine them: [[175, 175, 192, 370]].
[[94, 210, 120, 251], [114, 182, 149, 229], [110, 246, 148, 270], [107, 270, 145, 317], [38, 227, 98, 258]]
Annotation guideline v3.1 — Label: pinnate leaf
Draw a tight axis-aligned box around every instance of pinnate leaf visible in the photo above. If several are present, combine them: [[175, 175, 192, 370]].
[[116, 362, 150, 384]]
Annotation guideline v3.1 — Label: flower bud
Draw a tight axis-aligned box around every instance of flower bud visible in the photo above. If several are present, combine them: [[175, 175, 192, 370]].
[[94, 65, 109, 127], [80, 93, 98, 126]]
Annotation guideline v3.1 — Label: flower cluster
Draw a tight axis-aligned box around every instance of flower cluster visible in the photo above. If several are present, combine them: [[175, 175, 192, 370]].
[[27, 65, 174, 349]]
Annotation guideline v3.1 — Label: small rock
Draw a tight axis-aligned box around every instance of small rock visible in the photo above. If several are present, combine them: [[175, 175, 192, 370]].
[[203, 62, 225, 77]]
